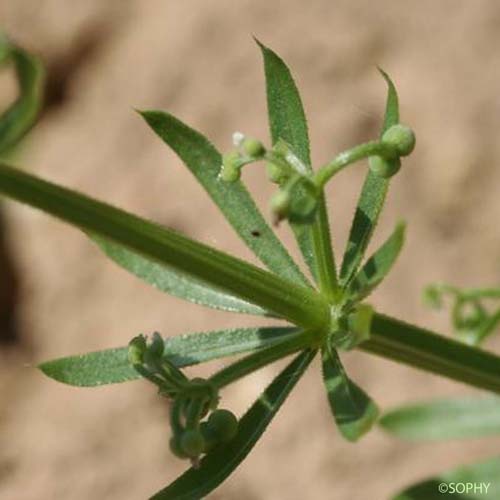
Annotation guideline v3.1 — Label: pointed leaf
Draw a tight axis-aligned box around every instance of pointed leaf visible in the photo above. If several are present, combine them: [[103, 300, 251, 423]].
[[150, 349, 316, 500], [379, 68, 400, 134], [347, 221, 405, 302], [39, 326, 299, 386], [140, 110, 309, 287], [362, 313, 500, 395], [380, 396, 500, 441], [393, 456, 500, 500], [0, 164, 329, 329], [321, 345, 379, 441], [0, 36, 45, 154], [92, 235, 269, 316], [340, 70, 399, 285], [257, 40, 337, 292]]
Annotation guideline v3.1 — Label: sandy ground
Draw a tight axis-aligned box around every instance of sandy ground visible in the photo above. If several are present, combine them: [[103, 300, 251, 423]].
[[1, 1, 500, 499]]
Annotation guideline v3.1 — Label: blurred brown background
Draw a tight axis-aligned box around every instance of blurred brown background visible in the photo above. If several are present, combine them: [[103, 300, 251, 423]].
[[1, 1, 500, 499]]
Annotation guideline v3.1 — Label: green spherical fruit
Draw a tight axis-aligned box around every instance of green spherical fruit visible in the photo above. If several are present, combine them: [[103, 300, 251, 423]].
[[200, 422, 218, 452], [208, 409, 238, 442], [265, 162, 287, 184], [220, 152, 241, 183], [288, 191, 318, 224], [368, 155, 401, 179], [169, 436, 189, 459], [270, 190, 291, 220], [180, 429, 205, 458], [381, 124, 416, 157], [243, 138, 265, 157]]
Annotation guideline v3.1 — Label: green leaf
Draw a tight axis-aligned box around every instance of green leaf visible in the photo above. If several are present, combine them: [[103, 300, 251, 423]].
[[378, 68, 400, 134], [321, 345, 379, 441], [257, 40, 337, 294], [361, 313, 500, 395], [340, 70, 399, 285], [39, 326, 299, 386], [0, 36, 45, 154], [393, 456, 500, 500], [0, 164, 329, 329], [92, 235, 269, 316], [150, 349, 316, 500], [380, 396, 500, 441], [346, 221, 405, 302], [139, 110, 309, 288]]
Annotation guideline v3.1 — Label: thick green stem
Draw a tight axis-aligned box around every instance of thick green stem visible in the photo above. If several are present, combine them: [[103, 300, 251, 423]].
[[360, 313, 500, 394], [209, 330, 313, 389], [314, 141, 395, 189]]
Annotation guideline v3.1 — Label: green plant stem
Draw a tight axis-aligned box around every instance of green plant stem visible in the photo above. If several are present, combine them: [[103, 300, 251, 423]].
[[314, 141, 395, 189], [439, 284, 500, 300], [209, 330, 313, 389], [0, 163, 330, 330], [361, 313, 500, 394]]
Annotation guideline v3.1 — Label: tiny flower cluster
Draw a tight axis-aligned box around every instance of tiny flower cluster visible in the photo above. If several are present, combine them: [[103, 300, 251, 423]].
[[128, 334, 238, 464], [219, 124, 415, 226]]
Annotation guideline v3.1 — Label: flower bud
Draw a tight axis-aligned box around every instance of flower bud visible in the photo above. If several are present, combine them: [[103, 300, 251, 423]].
[[270, 190, 291, 222], [143, 332, 164, 369], [265, 162, 287, 184], [288, 189, 318, 224], [220, 152, 241, 183], [128, 335, 147, 365], [243, 138, 265, 157], [381, 124, 416, 157], [368, 155, 401, 178]]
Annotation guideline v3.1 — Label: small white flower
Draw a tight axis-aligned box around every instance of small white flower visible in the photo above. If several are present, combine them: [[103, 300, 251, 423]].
[[232, 131, 245, 147]]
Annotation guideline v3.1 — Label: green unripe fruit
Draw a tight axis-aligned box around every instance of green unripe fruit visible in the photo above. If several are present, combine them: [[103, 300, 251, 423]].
[[265, 162, 287, 184], [169, 436, 189, 459], [270, 190, 291, 221], [200, 422, 218, 452], [180, 429, 205, 458], [220, 152, 241, 183], [288, 189, 318, 225], [243, 138, 265, 157], [381, 124, 416, 157], [208, 409, 238, 442], [368, 155, 401, 179]]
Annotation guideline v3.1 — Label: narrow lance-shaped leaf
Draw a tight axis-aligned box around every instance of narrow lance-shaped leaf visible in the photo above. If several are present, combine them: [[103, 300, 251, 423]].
[[150, 349, 316, 500], [140, 110, 310, 288], [92, 235, 269, 316], [321, 344, 379, 441], [380, 396, 500, 441], [340, 70, 399, 285], [0, 164, 329, 329], [361, 313, 500, 395], [257, 40, 337, 293], [346, 221, 405, 302], [392, 456, 500, 500], [39, 326, 299, 387], [0, 35, 45, 154]]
